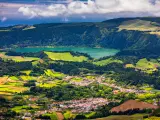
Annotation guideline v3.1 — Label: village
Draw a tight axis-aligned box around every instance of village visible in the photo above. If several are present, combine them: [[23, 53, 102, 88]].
[[19, 75, 153, 119], [49, 98, 109, 113], [64, 75, 146, 94]]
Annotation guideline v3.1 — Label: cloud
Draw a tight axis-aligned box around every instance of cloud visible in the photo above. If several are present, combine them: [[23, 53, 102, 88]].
[[1, 17, 7, 22], [17, 0, 160, 19]]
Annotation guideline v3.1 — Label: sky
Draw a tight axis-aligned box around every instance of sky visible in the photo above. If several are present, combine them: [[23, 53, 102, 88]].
[[0, 0, 160, 26]]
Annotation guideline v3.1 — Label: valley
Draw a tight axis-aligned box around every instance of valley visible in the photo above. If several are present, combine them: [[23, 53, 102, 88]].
[[0, 47, 160, 119], [1, 17, 160, 119], [14, 47, 119, 59]]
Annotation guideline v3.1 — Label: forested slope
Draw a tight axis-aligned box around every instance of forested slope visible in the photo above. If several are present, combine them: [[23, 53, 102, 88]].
[[1, 17, 160, 56]]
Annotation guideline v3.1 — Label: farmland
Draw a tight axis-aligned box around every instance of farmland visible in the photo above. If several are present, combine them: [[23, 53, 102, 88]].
[[44, 51, 88, 62], [0, 50, 160, 119], [0, 52, 40, 62], [93, 58, 123, 66]]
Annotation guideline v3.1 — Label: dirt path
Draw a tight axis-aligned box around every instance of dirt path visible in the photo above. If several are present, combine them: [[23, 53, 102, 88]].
[[56, 112, 64, 120], [0, 77, 9, 85]]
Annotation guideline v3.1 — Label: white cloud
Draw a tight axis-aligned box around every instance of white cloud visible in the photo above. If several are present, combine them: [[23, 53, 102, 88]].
[[1, 17, 7, 22], [18, 0, 160, 18]]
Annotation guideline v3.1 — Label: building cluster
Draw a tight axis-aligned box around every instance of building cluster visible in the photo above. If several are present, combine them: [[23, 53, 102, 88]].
[[50, 98, 109, 113]]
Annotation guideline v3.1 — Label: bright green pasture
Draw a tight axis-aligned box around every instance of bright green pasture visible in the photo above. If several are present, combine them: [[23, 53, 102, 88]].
[[11, 105, 38, 113], [20, 75, 37, 81], [93, 58, 123, 66], [85, 112, 96, 118], [0, 84, 28, 94], [44, 69, 65, 79], [9, 76, 19, 81], [71, 77, 83, 82], [21, 70, 32, 75], [63, 111, 75, 120], [42, 112, 58, 120], [38, 80, 67, 88], [136, 58, 160, 74], [44, 51, 88, 62], [0, 52, 40, 62]]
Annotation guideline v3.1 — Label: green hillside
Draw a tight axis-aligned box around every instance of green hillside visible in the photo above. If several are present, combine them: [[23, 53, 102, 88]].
[[1, 17, 160, 57], [44, 51, 88, 62]]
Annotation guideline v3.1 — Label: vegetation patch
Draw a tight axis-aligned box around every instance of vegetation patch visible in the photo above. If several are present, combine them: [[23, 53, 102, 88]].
[[125, 64, 135, 68], [21, 70, 31, 75], [20, 75, 36, 81], [0, 84, 28, 94], [63, 111, 75, 120], [11, 105, 34, 113], [44, 51, 88, 62], [136, 58, 160, 74], [44, 69, 65, 79], [71, 77, 83, 82], [118, 19, 160, 32], [42, 112, 58, 120], [0, 53, 40, 62], [93, 58, 123, 66], [9, 76, 19, 81], [22, 26, 36, 31]]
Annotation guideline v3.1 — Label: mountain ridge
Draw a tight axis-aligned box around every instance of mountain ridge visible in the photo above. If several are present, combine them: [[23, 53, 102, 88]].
[[1, 17, 160, 56]]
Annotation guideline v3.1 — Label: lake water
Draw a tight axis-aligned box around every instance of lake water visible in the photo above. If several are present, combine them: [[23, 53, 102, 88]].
[[15, 47, 119, 59]]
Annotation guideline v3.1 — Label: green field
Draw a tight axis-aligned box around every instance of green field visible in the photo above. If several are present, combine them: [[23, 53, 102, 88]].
[[136, 58, 160, 74], [42, 112, 58, 120], [0, 84, 28, 94], [63, 111, 75, 120], [44, 69, 65, 79], [93, 58, 123, 66], [44, 51, 88, 62], [0, 52, 40, 62]]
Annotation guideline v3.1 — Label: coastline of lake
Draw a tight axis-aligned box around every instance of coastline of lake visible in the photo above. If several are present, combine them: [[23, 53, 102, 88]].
[[14, 46, 120, 59]]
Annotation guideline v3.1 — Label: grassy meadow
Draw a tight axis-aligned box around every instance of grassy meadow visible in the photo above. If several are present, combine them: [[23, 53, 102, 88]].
[[0, 52, 40, 62], [44, 51, 88, 62], [93, 58, 123, 66]]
